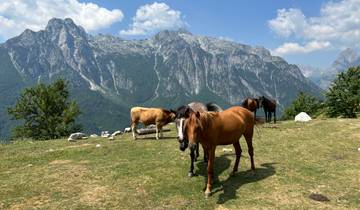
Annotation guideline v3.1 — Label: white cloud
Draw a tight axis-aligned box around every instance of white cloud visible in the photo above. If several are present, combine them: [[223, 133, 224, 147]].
[[272, 41, 331, 56], [269, 0, 360, 54], [120, 2, 185, 36], [0, 0, 123, 40], [268, 8, 307, 37]]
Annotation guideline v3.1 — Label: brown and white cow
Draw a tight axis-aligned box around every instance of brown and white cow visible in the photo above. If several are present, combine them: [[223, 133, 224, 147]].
[[130, 107, 176, 140]]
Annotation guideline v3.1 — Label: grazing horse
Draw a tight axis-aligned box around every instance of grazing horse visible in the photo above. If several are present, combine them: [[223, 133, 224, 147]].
[[130, 107, 176, 140], [259, 96, 276, 123], [174, 102, 222, 177], [241, 97, 260, 117], [183, 106, 255, 197]]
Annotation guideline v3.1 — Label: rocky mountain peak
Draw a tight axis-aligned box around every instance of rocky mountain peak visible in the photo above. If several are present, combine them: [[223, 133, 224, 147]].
[[45, 18, 88, 42], [331, 48, 360, 72]]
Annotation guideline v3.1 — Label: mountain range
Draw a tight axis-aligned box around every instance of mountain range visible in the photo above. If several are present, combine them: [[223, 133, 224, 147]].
[[299, 48, 360, 90], [0, 18, 322, 139]]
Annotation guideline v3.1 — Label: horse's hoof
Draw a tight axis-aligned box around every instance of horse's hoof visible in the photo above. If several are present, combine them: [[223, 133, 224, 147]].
[[204, 191, 211, 198], [188, 172, 194, 177]]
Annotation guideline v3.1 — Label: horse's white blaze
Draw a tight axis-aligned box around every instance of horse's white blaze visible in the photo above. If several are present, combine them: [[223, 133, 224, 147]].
[[177, 118, 185, 140]]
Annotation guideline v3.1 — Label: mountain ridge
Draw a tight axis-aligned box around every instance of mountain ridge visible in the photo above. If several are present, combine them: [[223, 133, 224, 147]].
[[0, 18, 322, 139]]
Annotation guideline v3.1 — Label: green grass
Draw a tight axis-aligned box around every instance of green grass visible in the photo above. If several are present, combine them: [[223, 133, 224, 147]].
[[0, 119, 359, 209]]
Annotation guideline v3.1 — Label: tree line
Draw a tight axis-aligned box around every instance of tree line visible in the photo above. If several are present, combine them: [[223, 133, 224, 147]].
[[283, 66, 360, 119]]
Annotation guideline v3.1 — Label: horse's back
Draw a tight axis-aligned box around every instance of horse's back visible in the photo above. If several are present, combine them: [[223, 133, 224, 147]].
[[188, 102, 207, 113], [214, 106, 254, 144], [130, 107, 162, 125]]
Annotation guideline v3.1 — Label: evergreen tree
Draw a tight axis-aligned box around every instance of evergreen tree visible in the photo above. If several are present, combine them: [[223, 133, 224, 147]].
[[8, 79, 81, 140], [326, 67, 360, 118], [283, 92, 323, 120]]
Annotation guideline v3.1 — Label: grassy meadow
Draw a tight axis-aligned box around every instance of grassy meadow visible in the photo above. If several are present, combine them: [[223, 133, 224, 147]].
[[0, 118, 359, 209]]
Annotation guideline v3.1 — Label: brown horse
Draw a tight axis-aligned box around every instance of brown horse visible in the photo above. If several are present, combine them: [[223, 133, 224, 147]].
[[259, 96, 276, 123], [241, 97, 259, 117], [183, 106, 255, 197]]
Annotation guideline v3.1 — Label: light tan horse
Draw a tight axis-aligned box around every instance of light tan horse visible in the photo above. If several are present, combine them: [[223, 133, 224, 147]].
[[130, 107, 176, 140], [183, 106, 255, 197]]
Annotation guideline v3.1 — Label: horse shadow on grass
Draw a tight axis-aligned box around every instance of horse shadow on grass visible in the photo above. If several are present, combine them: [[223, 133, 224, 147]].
[[195, 154, 276, 204]]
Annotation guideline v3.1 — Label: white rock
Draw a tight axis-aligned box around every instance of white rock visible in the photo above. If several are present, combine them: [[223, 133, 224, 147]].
[[295, 112, 312, 122], [90, 134, 98, 138], [109, 136, 114, 140], [358, 148, 360, 152], [222, 148, 232, 152], [124, 127, 131, 133], [68, 132, 87, 142], [101, 131, 110, 138], [96, 144, 101, 148], [111, 130, 123, 136]]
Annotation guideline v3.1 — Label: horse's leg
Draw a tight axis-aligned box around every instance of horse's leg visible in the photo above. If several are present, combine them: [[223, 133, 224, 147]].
[[194, 142, 199, 162], [268, 112, 271, 123], [203, 145, 208, 163], [231, 141, 242, 176], [131, 122, 137, 140], [155, 125, 159, 140], [204, 147, 215, 198], [189, 148, 196, 177], [264, 109, 267, 122], [245, 134, 255, 172]]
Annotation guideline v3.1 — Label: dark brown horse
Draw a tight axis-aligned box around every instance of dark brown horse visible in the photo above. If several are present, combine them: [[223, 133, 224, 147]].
[[259, 96, 276, 123], [241, 97, 260, 117], [183, 106, 255, 197]]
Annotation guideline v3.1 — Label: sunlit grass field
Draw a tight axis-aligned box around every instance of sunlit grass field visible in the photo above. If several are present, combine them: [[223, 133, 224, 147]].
[[0, 119, 359, 209]]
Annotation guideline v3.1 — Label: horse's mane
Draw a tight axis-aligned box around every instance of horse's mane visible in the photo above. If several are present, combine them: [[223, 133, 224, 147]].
[[199, 112, 218, 131]]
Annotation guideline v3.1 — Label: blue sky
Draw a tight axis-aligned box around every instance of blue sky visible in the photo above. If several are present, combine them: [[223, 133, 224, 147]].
[[0, 0, 359, 68]]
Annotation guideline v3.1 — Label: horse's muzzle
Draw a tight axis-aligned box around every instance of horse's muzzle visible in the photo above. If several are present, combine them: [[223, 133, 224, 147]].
[[178, 137, 188, 151]]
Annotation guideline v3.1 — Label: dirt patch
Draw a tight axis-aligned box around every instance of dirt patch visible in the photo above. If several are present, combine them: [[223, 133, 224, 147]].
[[49, 160, 73, 165], [79, 185, 110, 205], [215, 205, 232, 210], [9, 195, 51, 209]]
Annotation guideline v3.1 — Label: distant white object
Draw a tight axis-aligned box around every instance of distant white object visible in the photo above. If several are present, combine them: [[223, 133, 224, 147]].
[[109, 136, 114, 140], [96, 144, 101, 148], [124, 127, 131, 133], [90, 134, 98, 138], [295, 112, 312, 122], [68, 132, 87, 142], [222, 148, 232, 152], [358, 148, 360, 152], [101, 131, 110, 138]]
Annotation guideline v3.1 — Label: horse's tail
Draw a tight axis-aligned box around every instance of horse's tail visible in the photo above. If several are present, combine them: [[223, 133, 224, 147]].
[[206, 102, 223, 112]]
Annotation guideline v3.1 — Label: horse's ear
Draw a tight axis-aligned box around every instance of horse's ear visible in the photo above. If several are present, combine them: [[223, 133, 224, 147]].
[[185, 107, 191, 118], [196, 111, 200, 118]]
